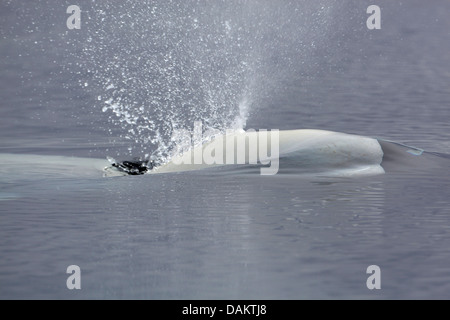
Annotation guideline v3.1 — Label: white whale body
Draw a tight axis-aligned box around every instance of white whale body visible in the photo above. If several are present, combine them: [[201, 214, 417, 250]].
[[153, 129, 384, 177], [0, 129, 388, 178]]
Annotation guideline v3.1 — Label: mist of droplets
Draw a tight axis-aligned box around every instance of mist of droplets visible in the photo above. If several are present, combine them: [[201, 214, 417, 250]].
[[70, 0, 335, 163]]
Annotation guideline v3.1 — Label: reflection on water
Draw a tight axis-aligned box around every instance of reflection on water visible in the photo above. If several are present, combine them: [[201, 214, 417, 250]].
[[1, 160, 450, 299], [1, 0, 450, 300]]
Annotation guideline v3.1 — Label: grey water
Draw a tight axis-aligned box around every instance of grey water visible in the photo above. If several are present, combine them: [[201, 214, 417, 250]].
[[1, 0, 450, 299]]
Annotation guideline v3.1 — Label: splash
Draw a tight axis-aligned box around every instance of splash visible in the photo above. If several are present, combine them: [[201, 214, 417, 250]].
[[71, 0, 335, 163]]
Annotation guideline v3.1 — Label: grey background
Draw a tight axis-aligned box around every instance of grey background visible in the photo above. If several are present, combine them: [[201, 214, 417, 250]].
[[1, 0, 450, 299]]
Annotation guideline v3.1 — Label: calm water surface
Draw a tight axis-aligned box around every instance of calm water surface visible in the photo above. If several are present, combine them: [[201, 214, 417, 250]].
[[1, 0, 450, 299]]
